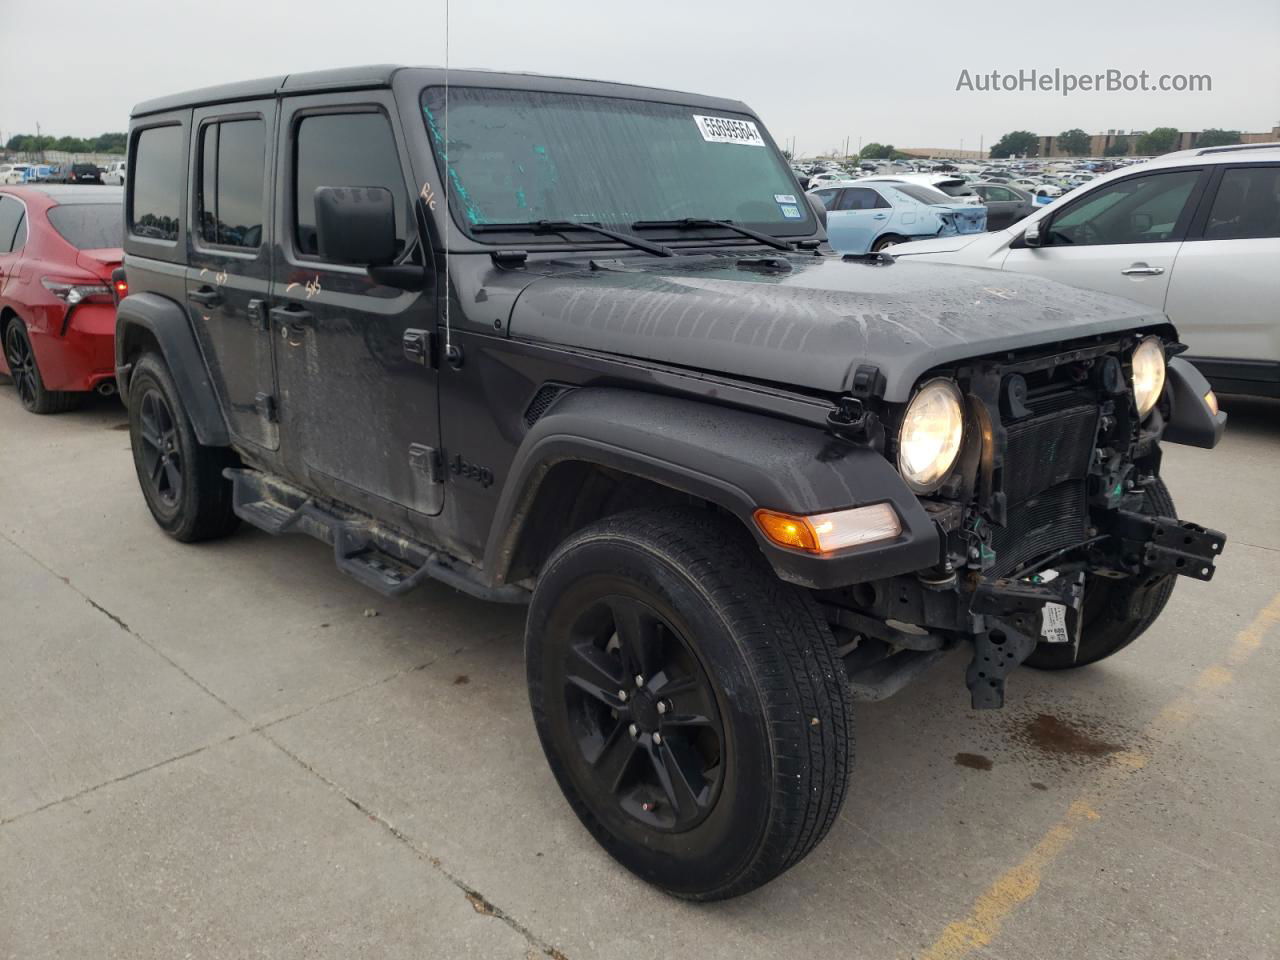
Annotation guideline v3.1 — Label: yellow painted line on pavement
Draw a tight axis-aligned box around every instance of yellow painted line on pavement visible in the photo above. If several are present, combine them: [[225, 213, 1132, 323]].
[[919, 591, 1280, 960]]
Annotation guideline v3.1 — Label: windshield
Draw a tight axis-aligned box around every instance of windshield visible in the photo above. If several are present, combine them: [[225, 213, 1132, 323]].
[[420, 86, 813, 238], [48, 204, 122, 249]]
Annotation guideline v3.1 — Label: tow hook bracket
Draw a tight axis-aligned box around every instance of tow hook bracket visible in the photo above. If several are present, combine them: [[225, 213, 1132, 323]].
[[1112, 510, 1225, 581], [967, 574, 1085, 709]]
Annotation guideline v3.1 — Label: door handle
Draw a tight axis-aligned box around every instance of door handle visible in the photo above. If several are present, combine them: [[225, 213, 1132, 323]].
[[1121, 263, 1164, 277], [189, 286, 223, 306], [872, 213, 888, 219]]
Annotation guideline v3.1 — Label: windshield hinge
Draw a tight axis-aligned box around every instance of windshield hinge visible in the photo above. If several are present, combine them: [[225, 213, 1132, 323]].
[[490, 249, 528, 267], [851, 364, 886, 399]]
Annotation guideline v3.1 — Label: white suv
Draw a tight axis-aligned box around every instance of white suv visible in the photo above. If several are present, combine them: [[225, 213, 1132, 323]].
[[101, 160, 127, 185], [889, 143, 1280, 397]]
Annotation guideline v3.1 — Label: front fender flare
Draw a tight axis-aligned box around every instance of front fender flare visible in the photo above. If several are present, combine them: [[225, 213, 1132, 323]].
[[487, 388, 940, 590], [115, 293, 229, 447]]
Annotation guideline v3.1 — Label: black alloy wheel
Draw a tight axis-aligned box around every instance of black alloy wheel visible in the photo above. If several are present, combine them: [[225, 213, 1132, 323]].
[[126, 353, 239, 542], [136, 387, 183, 507], [559, 592, 725, 833], [527, 508, 854, 900], [4, 321, 38, 410]]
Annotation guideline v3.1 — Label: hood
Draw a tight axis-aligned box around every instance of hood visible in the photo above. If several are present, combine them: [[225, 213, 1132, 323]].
[[508, 254, 1170, 402], [888, 233, 988, 257]]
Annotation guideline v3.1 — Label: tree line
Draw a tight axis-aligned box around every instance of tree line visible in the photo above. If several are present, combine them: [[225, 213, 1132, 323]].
[[4, 132, 127, 154], [988, 127, 1243, 159]]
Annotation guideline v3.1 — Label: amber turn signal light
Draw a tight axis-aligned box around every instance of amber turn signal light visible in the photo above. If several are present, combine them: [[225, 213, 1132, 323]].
[[753, 504, 902, 555]]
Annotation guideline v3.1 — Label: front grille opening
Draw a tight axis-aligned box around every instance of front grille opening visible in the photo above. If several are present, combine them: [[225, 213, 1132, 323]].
[[990, 480, 1088, 577]]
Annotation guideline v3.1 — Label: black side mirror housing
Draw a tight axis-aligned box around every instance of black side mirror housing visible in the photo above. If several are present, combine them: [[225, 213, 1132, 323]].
[[314, 186, 398, 266]]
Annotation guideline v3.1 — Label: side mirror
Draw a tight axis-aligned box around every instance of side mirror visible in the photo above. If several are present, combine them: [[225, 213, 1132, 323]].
[[807, 192, 828, 229], [1022, 219, 1043, 247], [314, 186, 398, 266]]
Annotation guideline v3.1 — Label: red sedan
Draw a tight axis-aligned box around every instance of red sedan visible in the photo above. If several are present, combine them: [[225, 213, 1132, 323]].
[[0, 185, 124, 414]]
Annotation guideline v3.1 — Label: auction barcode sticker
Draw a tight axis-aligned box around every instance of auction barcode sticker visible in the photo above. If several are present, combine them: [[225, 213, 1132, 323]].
[[1040, 603, 1070, 644], [694, 115, 766, 146]]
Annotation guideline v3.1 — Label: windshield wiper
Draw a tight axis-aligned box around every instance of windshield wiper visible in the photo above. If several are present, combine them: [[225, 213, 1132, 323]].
[[470, 220, 675, 257], [631, 218, 793, 252]]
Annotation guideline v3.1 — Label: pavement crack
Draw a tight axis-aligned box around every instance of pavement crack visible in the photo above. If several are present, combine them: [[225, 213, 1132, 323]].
[[0, 529, 250, 726], [256, 727, 569, 960], [0, 733, 243, 828]]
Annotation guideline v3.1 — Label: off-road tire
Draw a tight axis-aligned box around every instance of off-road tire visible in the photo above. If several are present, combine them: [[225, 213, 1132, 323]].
[[526, 507, 853, 900], [2, 317, 82, 414], [1025, 479, 1177, 670], [128, 353, 239, 542]]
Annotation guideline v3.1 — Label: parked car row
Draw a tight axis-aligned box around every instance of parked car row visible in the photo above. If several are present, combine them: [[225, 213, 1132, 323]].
[[0, 159, 125, 185]]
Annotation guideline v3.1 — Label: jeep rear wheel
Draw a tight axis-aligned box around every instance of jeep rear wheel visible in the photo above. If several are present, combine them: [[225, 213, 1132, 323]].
[[526, 508, 853, 900], [128, 353, 239, 543], [1025, 479, 1177, 670]]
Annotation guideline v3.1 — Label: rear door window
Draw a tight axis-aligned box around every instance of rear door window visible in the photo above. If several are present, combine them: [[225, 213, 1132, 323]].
[[293, 112, 409, 258], [1203, 166, 1280, 240], [130, 125, 183, 241], [47, 204, 122, 249], [197, 118, 267, 249], [0, 196, 21, 252]]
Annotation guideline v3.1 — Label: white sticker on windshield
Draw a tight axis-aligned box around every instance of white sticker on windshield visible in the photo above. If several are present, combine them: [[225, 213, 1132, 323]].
[[774, 194, 797, 204], [1041, 603, 1070, 644], [694, 115, 766, 146]]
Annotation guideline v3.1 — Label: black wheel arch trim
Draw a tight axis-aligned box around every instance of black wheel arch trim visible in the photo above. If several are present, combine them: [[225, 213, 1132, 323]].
[[114, 292, 230, 447], [486, 387, 940, 590]]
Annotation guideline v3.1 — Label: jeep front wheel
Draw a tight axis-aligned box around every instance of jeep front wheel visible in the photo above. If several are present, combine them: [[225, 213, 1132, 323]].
[[526, 508, 853, 900]]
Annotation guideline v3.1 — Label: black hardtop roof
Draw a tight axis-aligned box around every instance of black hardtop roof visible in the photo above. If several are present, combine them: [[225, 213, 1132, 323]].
[[131, 64, 751, 118]]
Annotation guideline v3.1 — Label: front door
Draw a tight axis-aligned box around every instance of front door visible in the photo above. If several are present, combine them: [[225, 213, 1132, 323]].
[[1001, 168, 1206, 311], [186, 101, 278, 449], [271, 94, 443, 518], [826, 187, 893, 254]]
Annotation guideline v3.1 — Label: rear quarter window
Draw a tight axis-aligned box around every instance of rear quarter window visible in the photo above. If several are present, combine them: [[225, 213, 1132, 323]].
[[130, 125, 183, 241], [48, 204, 122, 250]]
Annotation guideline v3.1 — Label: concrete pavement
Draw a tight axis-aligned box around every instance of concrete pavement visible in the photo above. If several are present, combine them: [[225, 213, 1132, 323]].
[[1, 386, 1277, 960]]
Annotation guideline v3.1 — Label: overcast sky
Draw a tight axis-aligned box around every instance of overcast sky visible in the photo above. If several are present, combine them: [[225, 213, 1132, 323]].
[[1, 0, 1277, 154]]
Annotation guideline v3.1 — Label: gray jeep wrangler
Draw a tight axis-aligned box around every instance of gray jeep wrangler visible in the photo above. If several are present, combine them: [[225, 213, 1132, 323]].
[[115, 65, 1228, 900]]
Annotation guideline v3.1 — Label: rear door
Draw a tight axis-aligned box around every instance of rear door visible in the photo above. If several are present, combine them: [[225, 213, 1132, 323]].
[[186, 101, 278, 450], [826, 187, 892, 253], [978, 185, 1020, 229], [271, 92, 442, 518], [1165, 162, 1280, 375], [1000, 167, 1206, 310]]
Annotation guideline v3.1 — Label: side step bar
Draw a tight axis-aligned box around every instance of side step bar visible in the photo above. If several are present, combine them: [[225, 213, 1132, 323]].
[[224, 468, 530, 605]]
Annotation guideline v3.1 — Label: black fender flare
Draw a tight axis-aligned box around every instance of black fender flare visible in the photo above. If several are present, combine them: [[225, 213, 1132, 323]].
[[486, 388, 940, 590], [114, 292, 229, 447]]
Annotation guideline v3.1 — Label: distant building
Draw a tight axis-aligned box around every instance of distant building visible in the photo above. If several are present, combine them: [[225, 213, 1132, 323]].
[[1037, 124, 1280, 157]]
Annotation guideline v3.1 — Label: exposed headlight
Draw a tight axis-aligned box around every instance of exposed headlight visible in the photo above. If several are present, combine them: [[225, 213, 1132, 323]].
[[1131, 336, 1166, 417], [898, 378, 965, 493]]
